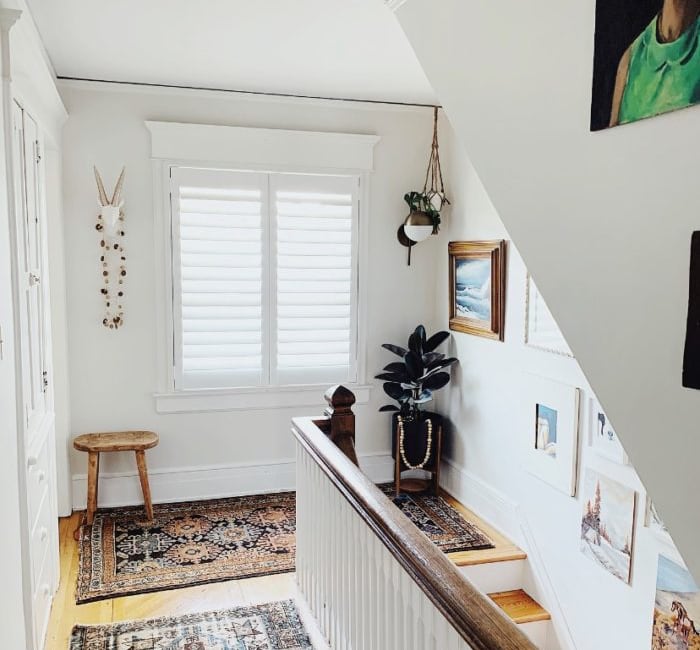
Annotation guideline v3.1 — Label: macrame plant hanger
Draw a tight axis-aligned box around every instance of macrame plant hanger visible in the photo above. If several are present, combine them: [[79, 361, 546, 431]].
[[423, 106, 449, 233]]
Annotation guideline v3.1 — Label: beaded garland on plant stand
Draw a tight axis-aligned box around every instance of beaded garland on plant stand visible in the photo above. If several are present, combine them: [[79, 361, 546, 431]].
[[397, 414, 433, 470], [96, 211, 126, 329]]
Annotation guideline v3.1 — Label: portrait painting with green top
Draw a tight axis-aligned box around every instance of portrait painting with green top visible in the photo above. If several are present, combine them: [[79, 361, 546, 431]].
[[591, 0, 700, 130]]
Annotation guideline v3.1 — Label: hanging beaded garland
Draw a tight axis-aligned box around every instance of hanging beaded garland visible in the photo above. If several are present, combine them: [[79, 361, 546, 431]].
[[94, 166, 126, 330], [96, 212, 125, 329], [397, 415, 433, 470]]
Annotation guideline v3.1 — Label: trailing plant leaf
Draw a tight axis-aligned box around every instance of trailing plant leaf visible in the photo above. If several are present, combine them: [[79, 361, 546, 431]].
[[425, 330, 450, 352], [382, 343, 407, 357]]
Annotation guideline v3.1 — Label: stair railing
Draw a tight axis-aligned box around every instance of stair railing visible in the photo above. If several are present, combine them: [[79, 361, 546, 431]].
[[293, 385, 537, 650]]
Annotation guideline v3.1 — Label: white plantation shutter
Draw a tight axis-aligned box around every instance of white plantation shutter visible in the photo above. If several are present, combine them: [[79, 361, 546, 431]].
[[172, 168, 267, 389], [272, 174, 358, 385], [170, 167, 358, 390]]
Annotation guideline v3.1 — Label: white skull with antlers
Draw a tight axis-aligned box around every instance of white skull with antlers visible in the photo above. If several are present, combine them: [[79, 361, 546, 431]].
[[94, 166, 125, 237]]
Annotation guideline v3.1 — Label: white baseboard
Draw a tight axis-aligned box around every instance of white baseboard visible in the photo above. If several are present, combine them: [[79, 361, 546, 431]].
[[71, 452, 394, 510], [439, 458, 522, 545]]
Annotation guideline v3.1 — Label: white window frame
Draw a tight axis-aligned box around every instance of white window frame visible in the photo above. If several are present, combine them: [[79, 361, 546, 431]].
[[148, 122, 379, 413]]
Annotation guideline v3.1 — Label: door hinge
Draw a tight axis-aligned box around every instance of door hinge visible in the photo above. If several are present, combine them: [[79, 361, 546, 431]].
[[0, 323, 4, 361], [34, 140, 41, 164], [42, 370, 48, 392]]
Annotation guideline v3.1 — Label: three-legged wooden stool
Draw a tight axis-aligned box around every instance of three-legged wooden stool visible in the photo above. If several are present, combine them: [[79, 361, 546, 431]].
[[73, 431, 159, 538]]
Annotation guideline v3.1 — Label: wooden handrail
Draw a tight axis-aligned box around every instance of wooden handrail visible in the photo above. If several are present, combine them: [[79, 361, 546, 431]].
[[293, 393, 537, 650]]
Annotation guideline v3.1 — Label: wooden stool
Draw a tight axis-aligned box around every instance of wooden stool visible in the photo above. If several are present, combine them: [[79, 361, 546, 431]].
[[73, 431, 159, 534]]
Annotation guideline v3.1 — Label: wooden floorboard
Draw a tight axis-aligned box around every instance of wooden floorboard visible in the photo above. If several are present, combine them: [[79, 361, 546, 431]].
[[441, 490, 527, 567], [45, 512, 321, 650]]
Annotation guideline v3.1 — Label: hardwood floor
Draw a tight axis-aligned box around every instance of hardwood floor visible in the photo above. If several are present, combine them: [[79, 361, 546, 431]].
[[46, 513, 327, 650]]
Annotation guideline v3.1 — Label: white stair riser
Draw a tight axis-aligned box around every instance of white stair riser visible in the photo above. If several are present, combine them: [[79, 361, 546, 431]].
[[518, 620, 549, 649], [459, 559, 526, 594]]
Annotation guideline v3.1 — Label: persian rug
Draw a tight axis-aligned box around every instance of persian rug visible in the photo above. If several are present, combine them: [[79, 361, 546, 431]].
[[69, 599, 313, 650], [77, 492, 297, 603], [380, 484, 495, 554], [78, 487, 493, 603]]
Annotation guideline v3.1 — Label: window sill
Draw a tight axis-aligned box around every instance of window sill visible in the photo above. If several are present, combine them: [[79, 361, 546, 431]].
[[153, 383, 372, 414]]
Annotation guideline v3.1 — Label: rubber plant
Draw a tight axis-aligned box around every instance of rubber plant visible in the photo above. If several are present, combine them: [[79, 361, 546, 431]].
[[376, 324, 457, 421]]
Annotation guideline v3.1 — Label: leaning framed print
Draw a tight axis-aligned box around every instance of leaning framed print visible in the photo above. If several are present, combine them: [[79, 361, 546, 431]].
[[448, 240, 506, 341], [523, 374, 581, 496], [525, 274, 573, 357]]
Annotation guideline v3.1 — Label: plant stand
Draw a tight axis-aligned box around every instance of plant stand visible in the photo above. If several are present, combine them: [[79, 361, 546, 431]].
[[392, 413, 443, 498]]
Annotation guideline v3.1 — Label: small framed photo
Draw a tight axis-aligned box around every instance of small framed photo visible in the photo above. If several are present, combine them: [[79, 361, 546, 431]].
[[589, 398, 628, 465], [448, 240, 506, 341], [524, 374, 580, 496], [525, 274, 573, 357]]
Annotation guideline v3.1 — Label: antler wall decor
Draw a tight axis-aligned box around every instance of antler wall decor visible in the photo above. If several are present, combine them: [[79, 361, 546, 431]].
[[94, 166, 126, 329]]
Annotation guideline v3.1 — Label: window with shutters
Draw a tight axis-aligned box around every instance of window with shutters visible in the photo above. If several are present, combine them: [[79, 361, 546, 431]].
[[169, 166, 359, 391]]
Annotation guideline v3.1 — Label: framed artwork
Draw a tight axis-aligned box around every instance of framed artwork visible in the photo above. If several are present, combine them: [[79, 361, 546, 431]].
[[580, 468, 637, 584], [652, 555, 700, 648], [525, 274, 573, 357], [524, 375, 580, 496], [589, 397, 628, 464], [645, 497, 673, 545], [591, 0, 700, 131], [448, 240, 506, 341]]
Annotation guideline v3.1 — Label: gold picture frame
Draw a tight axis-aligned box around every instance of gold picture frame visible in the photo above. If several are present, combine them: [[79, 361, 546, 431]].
[[448, 240, 506, 340]]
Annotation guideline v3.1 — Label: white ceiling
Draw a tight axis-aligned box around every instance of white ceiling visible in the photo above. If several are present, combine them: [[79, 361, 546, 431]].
[[26, 0, 436, 105]]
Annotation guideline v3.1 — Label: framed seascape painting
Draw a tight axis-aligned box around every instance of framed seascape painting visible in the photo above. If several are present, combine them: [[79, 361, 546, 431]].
[[591, 0, 700, 131], [580, 468, 637, 584], [448, 240, 506, 341], [652, 555, 700, 649], [524, 375, 580, 496], [525, 274, 573, 357], [589, 397, 628, 465]]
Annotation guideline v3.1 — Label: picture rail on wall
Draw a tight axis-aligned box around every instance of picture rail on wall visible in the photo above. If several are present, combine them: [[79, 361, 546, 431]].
[[448, 240, 506, 341]]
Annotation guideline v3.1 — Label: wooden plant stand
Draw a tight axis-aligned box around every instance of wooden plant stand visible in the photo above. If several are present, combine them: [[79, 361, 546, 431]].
[[393, 416, 443, 497], [72, 430, 159, 539]]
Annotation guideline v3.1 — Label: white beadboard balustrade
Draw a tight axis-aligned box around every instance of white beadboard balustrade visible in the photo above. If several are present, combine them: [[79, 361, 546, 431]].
[[292, 391, 536, 650]]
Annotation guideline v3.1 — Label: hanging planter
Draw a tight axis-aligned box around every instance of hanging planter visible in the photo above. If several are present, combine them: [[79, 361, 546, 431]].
[[398, 107, 450, 264]]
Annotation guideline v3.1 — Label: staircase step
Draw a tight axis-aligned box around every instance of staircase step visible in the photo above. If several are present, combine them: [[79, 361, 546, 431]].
[[488, 589, 551, 625], [441, 491, 527, 567]]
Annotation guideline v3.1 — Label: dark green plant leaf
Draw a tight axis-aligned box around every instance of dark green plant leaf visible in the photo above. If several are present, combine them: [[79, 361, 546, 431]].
[[422, 352, 444, 365], [426, 356, 458, 372], [383, 362, 406, 373], [375, 372, 405, 382], [383, 382, 405, 400], [404, 350, 424, 381], [424, 331, 450, 352], [379, 404, 400, 412], [415, 325, 426, 345], [423, 372, 451, 391], [382, 343, 407, 357], [408, 331, 422, 355]]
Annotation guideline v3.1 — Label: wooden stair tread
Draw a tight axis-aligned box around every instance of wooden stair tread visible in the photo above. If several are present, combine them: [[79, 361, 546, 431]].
[[488, 589, 551, 624], [440, 491, 527, 567]]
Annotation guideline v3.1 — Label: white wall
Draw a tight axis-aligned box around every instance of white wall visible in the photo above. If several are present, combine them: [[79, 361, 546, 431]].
[[59, 81, 442, 503], [437, 121, 678, 650], [396, 0, 700, 583]]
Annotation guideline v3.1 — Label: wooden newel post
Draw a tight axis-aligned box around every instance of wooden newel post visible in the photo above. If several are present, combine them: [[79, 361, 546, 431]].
[[324, 385, 359, 466]]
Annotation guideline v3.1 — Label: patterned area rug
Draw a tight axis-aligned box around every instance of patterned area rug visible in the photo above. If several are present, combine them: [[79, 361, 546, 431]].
[[69, 600, 312, 650], [379, 485, 495, 554], [77, 487, 493, 603], [77, 492, 297, 603]]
